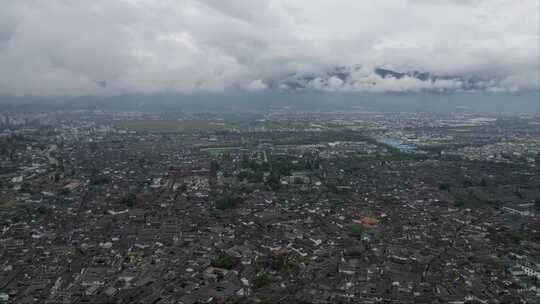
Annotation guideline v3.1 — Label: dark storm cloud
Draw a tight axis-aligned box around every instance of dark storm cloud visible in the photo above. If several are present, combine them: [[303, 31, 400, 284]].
[[0, 0, 538, 96]]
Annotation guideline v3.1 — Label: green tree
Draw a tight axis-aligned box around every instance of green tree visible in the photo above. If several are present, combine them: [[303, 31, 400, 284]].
[[349, 223, 364, 237], [253, 273, 272, 289], [210, 160, 221, 176], [216, 194, 244, 210], [265, 174, 281, 191], [211, 254, 239, 270], [118, 193, 137, 207]]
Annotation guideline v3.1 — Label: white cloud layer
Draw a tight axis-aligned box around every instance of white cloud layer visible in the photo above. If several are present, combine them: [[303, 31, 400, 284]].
[[0, 0, 538, 95]]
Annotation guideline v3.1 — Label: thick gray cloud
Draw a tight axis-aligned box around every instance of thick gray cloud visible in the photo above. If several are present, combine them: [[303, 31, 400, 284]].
[[0, 0, 538, 95]]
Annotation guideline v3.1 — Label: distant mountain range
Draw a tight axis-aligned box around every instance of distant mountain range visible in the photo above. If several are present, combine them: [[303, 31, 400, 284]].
[[1, 65, 538, 114], [266, 65, 504, 93]]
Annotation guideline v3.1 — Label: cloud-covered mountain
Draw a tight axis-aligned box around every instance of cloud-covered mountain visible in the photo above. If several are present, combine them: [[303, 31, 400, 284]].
[[267, 66, 513, 93]]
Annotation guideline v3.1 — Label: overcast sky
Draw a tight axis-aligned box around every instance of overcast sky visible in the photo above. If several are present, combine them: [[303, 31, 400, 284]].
[[0, 0, 538, 96]]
